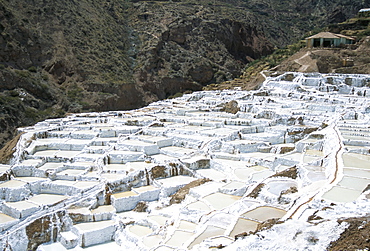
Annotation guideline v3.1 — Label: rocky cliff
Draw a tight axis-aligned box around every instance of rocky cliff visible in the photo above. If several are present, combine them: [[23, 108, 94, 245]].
[[0, 0, 369, 149]]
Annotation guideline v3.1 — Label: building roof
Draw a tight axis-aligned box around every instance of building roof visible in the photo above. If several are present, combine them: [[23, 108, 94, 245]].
[[335, 33, 356, 40], [305, 32, 355, 40], [359, 8, 370, 12]]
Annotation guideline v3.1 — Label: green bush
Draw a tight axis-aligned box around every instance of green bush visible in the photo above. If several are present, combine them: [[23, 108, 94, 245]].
[[28, 66, 37, 72], [67, 84, 84, 100], [15, 70, 31, 79], [24, 107, 39, 119], [168, 92, 183, 99], [9, 90, 19, 97]]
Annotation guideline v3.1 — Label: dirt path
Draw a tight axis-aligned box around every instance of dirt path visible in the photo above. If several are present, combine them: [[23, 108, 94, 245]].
[[0, 133, 25, 164], [286, 124, 343, 220], [330, 126, 343, 184], [293, 51, 318, 72]]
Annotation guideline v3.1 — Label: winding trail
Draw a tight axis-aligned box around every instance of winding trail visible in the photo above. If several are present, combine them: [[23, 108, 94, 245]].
[[286, 124, 343, 220], [330, 126, 343, 184]]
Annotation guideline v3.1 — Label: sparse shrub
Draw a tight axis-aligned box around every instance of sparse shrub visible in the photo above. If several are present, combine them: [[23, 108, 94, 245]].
[[9, 90, 19, 97], [41, 74, 49, 81], [67, 84, 84, 100], [168, 92, 183, 99], [28, 66, 37, 73], [15, 70, 31, 79], [39, 107, 66, 118], [24, 107, 39, 119]]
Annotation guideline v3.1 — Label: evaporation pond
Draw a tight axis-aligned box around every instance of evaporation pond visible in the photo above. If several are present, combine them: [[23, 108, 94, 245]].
[[33, 150, 59, 157], [128, 225, 153, 237], [196, 169, 226, 181], [133, 185, 158, 193], [16, 177, 47, 183], [157, 176, 196, 187], [251, 170, 274, 181], [112, 191, 138, 199], [29, 194, 68, 206], [143, 235, 162, 248], [0, 213, 17, 224], [303, 155, 321, 163], [165, 230, 194, 247], [148, 215, 169, 226], [234, 168, 255, 180], [305, 150, 324, 156], [57, 169, 85, 176], [39, 163, 64, 171], [203, 193, 241, 210], [178, 220, 197, 231], [337, 176, 370, 191], [343, 153, 370, 169], [322, 186, 362, 203], [343, 168, 370, 179], [91, 205, 115, 214], [229, 218, 259, 237], [75, 220, 115, 232], [186, 201, 211, 211], [188, 225, 225, 249], [5, 200, 39, 211], [104, 164, 130, 172], [241, 206, 286, 222], [0, 180, 26, 188], [266, 180, 297, 196], [284, 152, 303, 161], [222, 181, 245, 190]]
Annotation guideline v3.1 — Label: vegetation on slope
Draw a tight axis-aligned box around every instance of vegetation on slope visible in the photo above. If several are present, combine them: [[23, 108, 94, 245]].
[[0, 0, 369, 148], [205, 9, 370, 91]]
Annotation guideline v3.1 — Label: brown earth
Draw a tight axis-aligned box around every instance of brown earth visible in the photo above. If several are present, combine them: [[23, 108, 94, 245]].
[[133, 201, 148, 212], [235, 218, 282, 240], [276, 38, 370, 74], [0, 132, 24, 164], [151, 165, 168, 179], [272, 166, 298, 179], [329, 217, 370, 251], [220, 100, 240, 114], [169, 178, 211, 205], [210, 36, 370, 92], [247, 183, 265, 199], [26, 212, 65, 250]]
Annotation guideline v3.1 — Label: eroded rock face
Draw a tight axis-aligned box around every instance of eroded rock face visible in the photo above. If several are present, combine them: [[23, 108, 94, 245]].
[[132, 5, 274, 100], [26, 212, 65, 250]]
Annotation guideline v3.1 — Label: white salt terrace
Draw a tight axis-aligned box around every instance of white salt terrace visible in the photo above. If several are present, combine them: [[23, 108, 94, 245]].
[[0, 72, 370, 250]]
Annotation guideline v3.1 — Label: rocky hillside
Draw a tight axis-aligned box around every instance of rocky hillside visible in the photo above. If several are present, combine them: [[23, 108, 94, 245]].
[[275, 38, 370, 74], [0, 0, 369, 149], [276, 14, 370, 74], [207, 12, 370, 92]]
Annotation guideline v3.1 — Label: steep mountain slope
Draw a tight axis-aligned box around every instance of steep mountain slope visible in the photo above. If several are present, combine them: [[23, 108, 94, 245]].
[[129, 1, 274, 103], [0, 0, 369, 149], [0, 0, 139, 148]]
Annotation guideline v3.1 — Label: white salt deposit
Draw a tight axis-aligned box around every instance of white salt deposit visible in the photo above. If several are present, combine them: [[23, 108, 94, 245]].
[[1, 72, 370, 250]]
